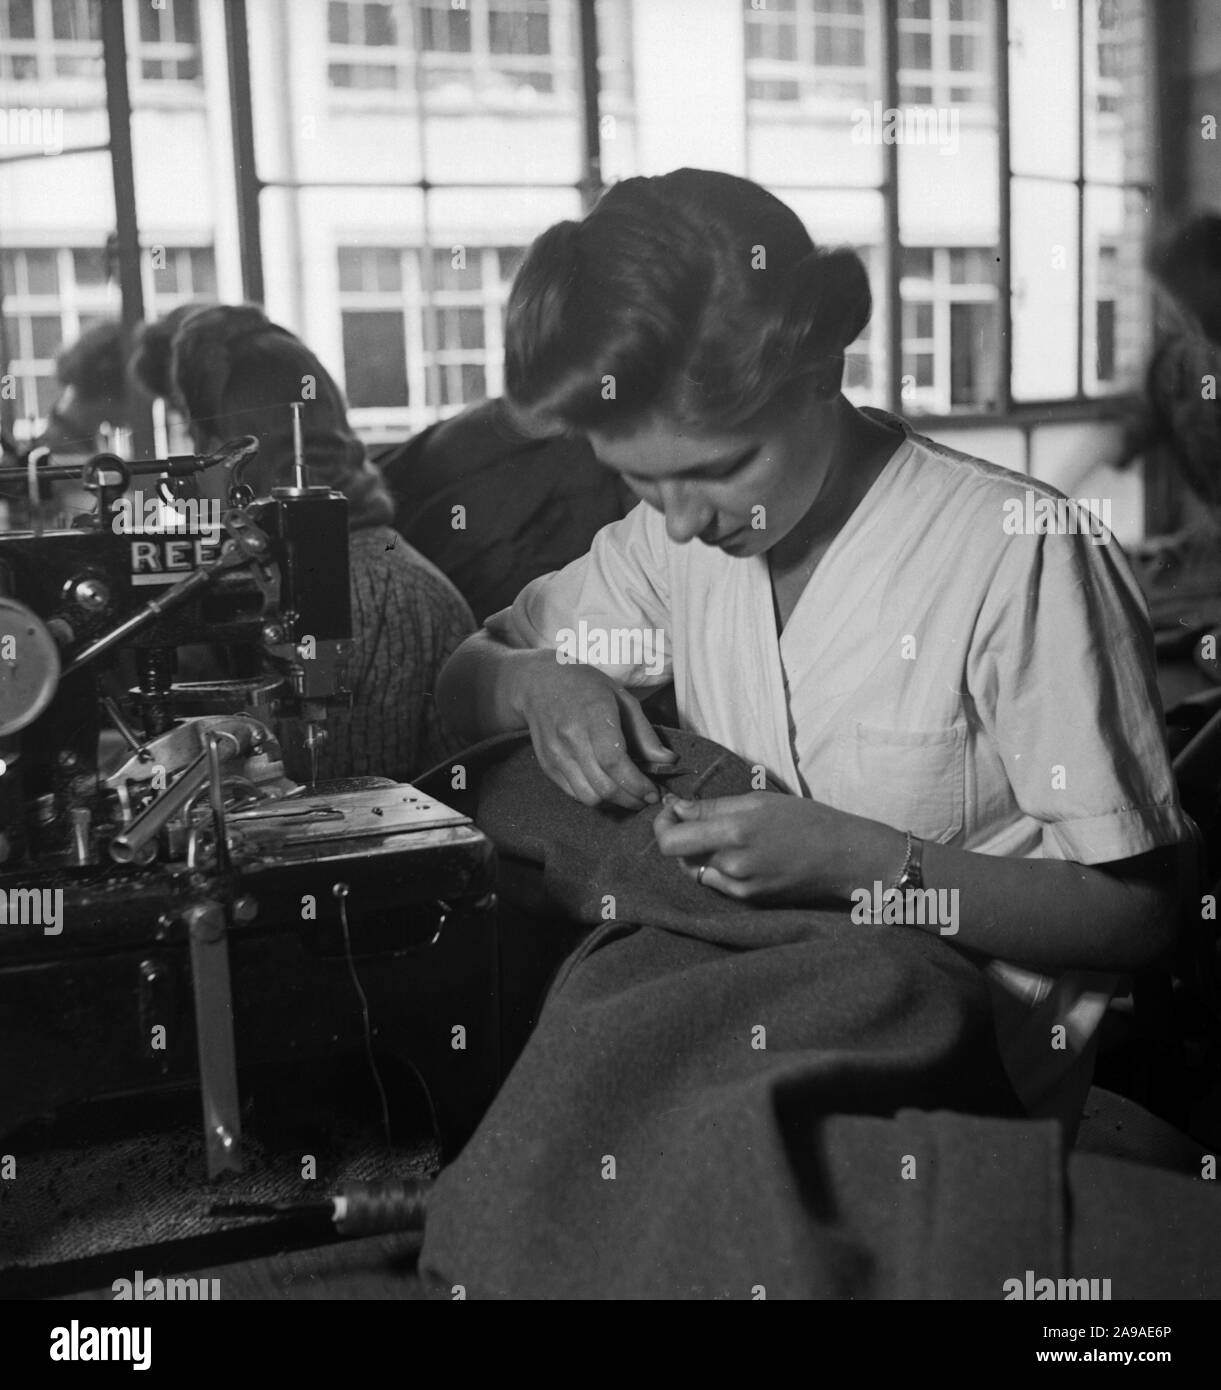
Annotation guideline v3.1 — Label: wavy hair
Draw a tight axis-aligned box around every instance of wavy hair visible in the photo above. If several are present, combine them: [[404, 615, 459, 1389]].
[[504, 169, 871, 434], [135, 303, 394, 529]]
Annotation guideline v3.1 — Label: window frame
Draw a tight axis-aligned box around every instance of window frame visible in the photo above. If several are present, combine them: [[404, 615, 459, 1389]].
[[337, 243, 521, 435], [0, 0, 205, 103], [325, 0, 581, 111], [744, 0, 1158, 428]]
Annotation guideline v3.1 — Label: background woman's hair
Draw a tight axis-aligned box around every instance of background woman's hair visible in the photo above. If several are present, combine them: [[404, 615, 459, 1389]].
[[149, 303, 393, 529], [56, 320, 129, 400], [504, 168, 871, 434], [1148, 213, 1221, 346], [129, 301, 212, 401]]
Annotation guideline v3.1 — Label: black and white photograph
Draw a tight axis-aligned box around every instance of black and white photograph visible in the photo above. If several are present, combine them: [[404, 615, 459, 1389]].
[[0, 0, 1218, 1345]]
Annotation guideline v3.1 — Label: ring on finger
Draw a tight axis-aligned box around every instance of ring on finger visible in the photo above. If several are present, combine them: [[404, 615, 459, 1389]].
[[696, 863, 709, 887]]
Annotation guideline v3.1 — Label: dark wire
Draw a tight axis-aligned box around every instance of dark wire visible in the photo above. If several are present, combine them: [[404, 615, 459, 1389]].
[[333, 882, 393, 1149]]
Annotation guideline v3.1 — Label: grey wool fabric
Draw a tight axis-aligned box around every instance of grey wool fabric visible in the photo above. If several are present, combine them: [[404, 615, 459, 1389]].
[[417, 728, 1221, 1299]]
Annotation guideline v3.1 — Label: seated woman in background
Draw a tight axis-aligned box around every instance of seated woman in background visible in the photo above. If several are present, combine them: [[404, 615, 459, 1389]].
[[131, 303, 475, 783], [373, 396, 634, 625], [438, 168, 1191, 1133]]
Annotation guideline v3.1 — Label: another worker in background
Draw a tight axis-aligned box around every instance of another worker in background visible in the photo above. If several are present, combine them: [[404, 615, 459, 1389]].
[[373, 396, 634, 626], [131, 303, 475, 783], [1118, 214, 1221, 642]]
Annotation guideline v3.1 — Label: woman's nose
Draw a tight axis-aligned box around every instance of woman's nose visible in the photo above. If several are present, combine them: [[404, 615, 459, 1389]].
[[660, 482, 712, 544]]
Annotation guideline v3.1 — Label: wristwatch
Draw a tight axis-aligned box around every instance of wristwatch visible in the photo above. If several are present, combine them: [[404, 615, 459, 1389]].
[[891, 830, 924, 893]]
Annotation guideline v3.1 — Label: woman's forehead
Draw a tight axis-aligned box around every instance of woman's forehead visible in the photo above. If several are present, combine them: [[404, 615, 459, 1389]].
[[586, 415, 764, 476]]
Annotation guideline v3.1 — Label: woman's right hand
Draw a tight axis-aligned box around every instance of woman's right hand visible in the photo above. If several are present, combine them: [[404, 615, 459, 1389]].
[[514, 655, 677, 810]]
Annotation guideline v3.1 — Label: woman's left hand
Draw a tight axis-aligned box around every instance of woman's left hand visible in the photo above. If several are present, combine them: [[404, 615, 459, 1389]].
[[653, 791, 890, 904]]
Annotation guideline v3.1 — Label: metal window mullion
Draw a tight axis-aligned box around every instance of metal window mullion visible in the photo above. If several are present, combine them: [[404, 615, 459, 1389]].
[[576, 0, 602, 211], [1075, 0, 1086, 399], [483, 246, 505, 398], [996, 0, 1012, 414], [224, 0, 264, 304], [933, 249, 952, 415], [100, 0, 154, 460], [881, 0, 902, 415], [405, 1, 441, 420]]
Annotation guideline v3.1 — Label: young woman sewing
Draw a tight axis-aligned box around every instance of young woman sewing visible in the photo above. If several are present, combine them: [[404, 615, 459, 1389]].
[[437, 168, 1191, 1127]]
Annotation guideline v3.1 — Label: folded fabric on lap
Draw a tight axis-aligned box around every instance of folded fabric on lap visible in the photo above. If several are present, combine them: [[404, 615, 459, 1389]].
[[419, 729, 1036, 1298], [420, 729, 1221, 1299]]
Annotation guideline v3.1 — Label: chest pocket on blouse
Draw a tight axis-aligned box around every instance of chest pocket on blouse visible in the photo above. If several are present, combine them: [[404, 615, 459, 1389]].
[[832, 722, 967, 844]]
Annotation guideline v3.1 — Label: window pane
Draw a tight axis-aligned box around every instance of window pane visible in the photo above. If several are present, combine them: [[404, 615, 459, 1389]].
[[139, 0, 161, 43], [51, 0, 90, 40], [363, 2, 395, 46], [1095, 299, 1116, 383], [435, 307, 484, 351], [337, 247, 365, 292], [899, 30, 932, 69], [779, 190, 887, 409], [174, 0, 199, 46], [902, 248, 934, 279], [949, 248, 998, 284], [903, 352, 935, 388], [1009, 0, 1080, 179], [460, 362, 486, 402], [949, 301, 998, 408], [357, 62, 397, 88], [29, 316, 62, 359], [432, 248, 480, 290], [904, 300, 934, 338], [328, 2, 349, 45], [342, 311, 407, 407], [420, 1, 471, 52], [948, 33, 980, 72], [1084, 0, 1152, 182], [1083, 185, 1148, 395], [152, 253, 182, 295], [3, 54, 39, 80], [1011, 179, 1080, 401], [489, 7, 551, 57], [25, 251, 59, 295], [35, 373, 60, 418], [189, 248, 217, 296], [8, 0, 35, 39], [753, 20, 798, 62], [374, 248, 402, 291], [73, 248, 108, 286], [818, 25, 864, 67]]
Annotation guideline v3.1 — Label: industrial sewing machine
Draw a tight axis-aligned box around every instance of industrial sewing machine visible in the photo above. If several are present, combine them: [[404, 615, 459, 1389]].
[[0, 421, 498, 1178]]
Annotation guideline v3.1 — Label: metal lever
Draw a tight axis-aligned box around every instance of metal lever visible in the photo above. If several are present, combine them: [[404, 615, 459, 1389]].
[[110, 731, 241, 864], [184, 899, 243, 1179]]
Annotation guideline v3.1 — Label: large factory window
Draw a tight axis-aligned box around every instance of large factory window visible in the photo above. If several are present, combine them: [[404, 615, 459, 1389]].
[[0, 0, 100, 83], [327, 0, 577, 102], [0, 0, 1160, 453], [337, 243, 521, 427], [0, 0, 201, 87], [743, 0, 1153, 420], [135, 0, 200, 82]]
